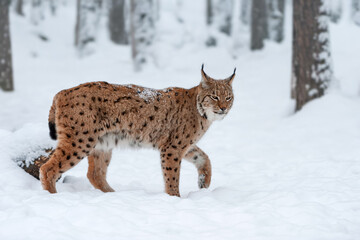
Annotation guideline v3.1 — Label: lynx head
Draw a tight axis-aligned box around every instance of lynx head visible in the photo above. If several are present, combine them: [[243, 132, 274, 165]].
[[197, 65, 235, 121]]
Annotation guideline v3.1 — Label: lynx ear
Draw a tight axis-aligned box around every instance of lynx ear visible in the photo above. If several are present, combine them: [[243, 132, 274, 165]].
[[201, 64, 211, 89], [225, 68, 236, 85]]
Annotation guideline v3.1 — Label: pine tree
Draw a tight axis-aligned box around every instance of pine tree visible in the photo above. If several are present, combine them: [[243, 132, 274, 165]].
[[251, 0, 268, 50], [291, 0, 333, 111], [74, 0, 102, 57], [130, 0, 155, 71], [268, 0, 285, 43], [108, 0, 128, 45], [0, 0, 14, 91]]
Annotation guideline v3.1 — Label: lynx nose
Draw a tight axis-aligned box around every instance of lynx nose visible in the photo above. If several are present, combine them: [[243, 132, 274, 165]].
[[220, 107, 226, 112]]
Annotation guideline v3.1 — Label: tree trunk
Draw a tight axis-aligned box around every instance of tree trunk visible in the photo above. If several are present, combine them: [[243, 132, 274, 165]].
[[291, 0, 333, 111], [130, 0, 155, 72], [206, 0, 213, 25], [251, 0, 268, 50], [108, 0, 128, 45], [0, 0, 14, 92], [268, 0, 285, 43], [74, 0, 102, 57], [352, 0, 360, 25], [15, 0, 24, 16]]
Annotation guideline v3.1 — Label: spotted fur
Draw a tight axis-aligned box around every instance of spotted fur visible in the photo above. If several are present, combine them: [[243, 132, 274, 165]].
[[40, 66, 235, 196]]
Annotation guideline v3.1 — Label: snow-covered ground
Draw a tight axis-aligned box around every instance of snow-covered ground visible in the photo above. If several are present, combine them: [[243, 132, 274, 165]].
[[1, 1, 360, 240]]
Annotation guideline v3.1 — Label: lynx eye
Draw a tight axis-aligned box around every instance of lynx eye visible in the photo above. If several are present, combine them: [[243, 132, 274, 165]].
[[226, 96, 232, 101], [210, 95, 219, 101]]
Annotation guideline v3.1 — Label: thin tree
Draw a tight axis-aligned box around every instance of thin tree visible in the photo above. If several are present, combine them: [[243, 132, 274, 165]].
[[206, 0, 213, 25], [240, 0, 251, 25], [251, 0, 268, 50], [31, 0, 44, 25], [15, 0, 24, 16], [0, 0, 14, 91], [291, 0, 333, 111], [352, 0, 360, 25], [268, 0, 285, 43], [130, 0, 155, 71], [74, 0, 102, 57], [206, 0, 233, 47], [108, 0, 128, 45]]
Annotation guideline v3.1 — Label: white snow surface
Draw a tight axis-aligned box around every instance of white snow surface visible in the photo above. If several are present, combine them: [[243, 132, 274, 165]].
[[1, 1, 360, 240]]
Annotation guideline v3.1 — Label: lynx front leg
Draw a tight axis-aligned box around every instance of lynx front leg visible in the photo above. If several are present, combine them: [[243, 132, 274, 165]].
[[184, 145, 212, 189], [87, 150, 114, 192], [160, 148, 183, 197]]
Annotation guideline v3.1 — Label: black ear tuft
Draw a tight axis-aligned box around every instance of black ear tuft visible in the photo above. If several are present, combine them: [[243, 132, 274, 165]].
[[233, 68, 236, 75]]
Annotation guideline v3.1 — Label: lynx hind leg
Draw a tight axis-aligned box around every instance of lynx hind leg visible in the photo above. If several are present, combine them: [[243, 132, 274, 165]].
[[87, 150, 114, 192], [40, 141, 89, 193], [184, 145, 212, 189]]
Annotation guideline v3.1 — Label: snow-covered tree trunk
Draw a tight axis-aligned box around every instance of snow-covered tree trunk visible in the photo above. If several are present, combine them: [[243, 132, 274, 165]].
[[0, 0, 14, 92], [329, 0, 342, 23], [31, 0, 44, 25], [352, 0, 360, 26], [240, 0, 251, 25], [108, 0, 128, 45], [15, 0, 24, 16], [268, 0, 285, 43], [251, 0, 268, 50], [74, 0, 102, 57], [291, 0, 333, 111], [130, 0, 155, 72]]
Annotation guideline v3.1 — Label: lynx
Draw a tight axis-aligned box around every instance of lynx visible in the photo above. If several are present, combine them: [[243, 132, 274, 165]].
[[40, 65, 235, 196]]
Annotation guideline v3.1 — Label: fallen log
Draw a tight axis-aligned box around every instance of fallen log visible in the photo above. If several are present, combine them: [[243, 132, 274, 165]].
[[15, 148, 59, 180]]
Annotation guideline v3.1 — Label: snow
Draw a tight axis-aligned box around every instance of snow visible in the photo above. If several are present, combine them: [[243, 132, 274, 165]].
[[1, 1, 360, 240]]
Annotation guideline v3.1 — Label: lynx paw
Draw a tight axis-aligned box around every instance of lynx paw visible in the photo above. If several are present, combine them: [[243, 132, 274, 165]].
[[198, 174, 210, 189]]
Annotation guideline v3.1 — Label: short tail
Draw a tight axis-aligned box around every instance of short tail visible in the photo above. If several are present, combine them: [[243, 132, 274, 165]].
[[48, 98, 57, 140]]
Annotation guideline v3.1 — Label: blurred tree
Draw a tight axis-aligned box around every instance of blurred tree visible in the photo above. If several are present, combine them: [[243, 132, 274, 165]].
[[31, 0, 44, 25], [352, 0, 360, 25], [130, 0, 155, 71], [329, 0, 342, 23], [240, 0, 251, 25], [49, 0, 57, 16], [0, 0, 14, 91], [207, 0, 233, 35], [206, 0, 213, 25], [268, 0, 285, 43], [251, 0, 268, 50], [291, 0, 333, 111], [15, 0, 24, 16], [206, 0, 233, 47], [108, 0, 128, 45], [74, 0, 102, 57]]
